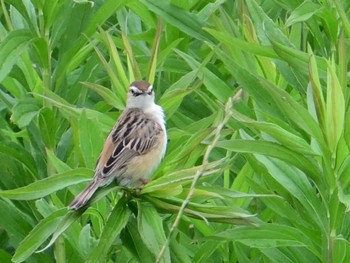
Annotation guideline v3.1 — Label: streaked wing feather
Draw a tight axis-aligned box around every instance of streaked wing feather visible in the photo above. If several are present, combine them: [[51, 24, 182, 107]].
[[97, 108, 162, 177]]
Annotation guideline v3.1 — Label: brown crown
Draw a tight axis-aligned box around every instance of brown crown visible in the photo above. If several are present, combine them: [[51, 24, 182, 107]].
[[130, 80, 151, 92]]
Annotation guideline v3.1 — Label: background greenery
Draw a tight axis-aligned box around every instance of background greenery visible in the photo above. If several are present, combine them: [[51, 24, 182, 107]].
[[0, 0, 349, 262]]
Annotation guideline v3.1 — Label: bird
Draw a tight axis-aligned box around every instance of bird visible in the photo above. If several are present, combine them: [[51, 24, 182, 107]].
[[69, 80, 167, 210]]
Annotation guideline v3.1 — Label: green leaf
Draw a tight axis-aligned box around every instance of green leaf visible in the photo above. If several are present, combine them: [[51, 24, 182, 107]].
[[78, 110, 106, 169], [0, 168, 91, 200], [122, 31, 141, 80], [46, 148, 72, 174], [333, 238, 350, 263], [12, 208, 68, 263], [261, 247, 316, 263], [139, 0, 214, 42], [32, 37, 50, 69], [212, 224, 319, 256], [145, 196, 255, 225], [36, 208, 86, 253], [79, 224, 98, 258], [85, 0, 127, 36], [326, 60, 345, 153], [159, 70, 197, 118], [269, 38, 327, 79], [157, 38, 183, 65], [11, 97, 41, 128], [99, 30, 129, 88], [122, 219, 155, 262], [167, 127, 213, 165], [333, 0, 350, 38], [4, 0, 37, 30], [0, 143, 37, 178], [147, 19, 162, 83], [0, 29, 33, 82], [137, 202, 170, 262], [213, 48, 284, 119], [256, 156, 327, 232], [260, 79, 326, 150], [216, 139, 319, 180], [38, 107, 57, 149], [33, 90, 115, 132], [245, 0, 291, 46], [308, 47, 326, 131], [0, 199, 34, 246], [87, 198, 131, 262], [91, 40, 128, 102], [142, 159, 225, 195], [193, 241, 221, 263], [232, 110, 316, 155], [285, 1, 322, 27], [0, 249, 12, 263], [175, 50, 233, 102], [169, 236, 192, 263], [37, 184, 122, 254], [81, 82, 124, 110], [205, 28, 278, 58]]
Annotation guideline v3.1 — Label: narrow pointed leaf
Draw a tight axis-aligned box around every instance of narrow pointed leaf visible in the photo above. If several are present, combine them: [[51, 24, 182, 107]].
[[87, 198, 131, 262], [139, 0, 213, 42], [12, 208, 68, 263], [216, 140, 319, 180], [81, 82, 124, 110], [212, 224, 319, 257], [0, 168, 91, 200], [138, 202, 170, 262], [0, 29, 33, 82], [326, 61, 345, 153], [308, 48, 326, 130]]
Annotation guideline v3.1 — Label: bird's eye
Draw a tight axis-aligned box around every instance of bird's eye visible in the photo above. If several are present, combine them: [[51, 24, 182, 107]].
[[147, 88, 153, 95], [130, 89, 142, 97]]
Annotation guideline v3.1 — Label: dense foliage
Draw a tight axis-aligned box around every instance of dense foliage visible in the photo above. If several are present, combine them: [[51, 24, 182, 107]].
[[0, 0, 350, 262]]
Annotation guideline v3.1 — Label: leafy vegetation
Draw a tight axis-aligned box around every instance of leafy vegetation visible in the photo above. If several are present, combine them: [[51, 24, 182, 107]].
[[0, 0, 350, 262]]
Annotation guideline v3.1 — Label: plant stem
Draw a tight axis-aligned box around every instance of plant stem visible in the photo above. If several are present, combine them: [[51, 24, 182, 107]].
[[156, 89, 243, 262], [54, 236, 66, 263]]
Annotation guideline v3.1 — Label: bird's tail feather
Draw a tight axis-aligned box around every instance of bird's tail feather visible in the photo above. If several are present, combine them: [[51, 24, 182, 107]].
[[69, 179, 101, 210]]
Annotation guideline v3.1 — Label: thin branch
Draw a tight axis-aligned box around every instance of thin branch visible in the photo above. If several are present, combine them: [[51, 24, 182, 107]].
[[156, 89, 243, 262]]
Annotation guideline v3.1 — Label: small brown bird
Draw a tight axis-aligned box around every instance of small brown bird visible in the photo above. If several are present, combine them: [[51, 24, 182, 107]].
[[69, 80, 167, 210]]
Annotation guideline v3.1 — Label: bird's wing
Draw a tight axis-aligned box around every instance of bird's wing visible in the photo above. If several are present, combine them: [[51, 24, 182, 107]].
[[95, 108, 163, 177]]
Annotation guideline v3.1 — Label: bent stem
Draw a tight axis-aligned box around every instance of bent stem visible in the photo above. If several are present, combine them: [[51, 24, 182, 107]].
[[156, 89, 243, 262]]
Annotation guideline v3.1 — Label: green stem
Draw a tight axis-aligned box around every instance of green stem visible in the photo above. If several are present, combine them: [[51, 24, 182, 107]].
[[334, 0, 350, 38], [54, 236, 66, 263], [156, 90, 243, 262], [328, 229, 335, 263], [0, 0, 13, 31]]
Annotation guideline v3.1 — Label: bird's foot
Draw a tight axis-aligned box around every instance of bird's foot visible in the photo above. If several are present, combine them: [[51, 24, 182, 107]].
[[135, 178, 150, 195], [139, 178, 150, 185]]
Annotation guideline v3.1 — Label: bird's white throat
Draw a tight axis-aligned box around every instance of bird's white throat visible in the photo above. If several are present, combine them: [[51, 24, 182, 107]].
[[144, 103, 166, 131]]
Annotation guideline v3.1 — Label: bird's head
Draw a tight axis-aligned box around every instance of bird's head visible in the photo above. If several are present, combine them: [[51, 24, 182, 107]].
[[126, 80, 155, 110]]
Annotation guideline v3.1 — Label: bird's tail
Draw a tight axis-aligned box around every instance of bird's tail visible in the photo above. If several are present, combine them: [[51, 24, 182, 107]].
[[69, 179, 101, 210]]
